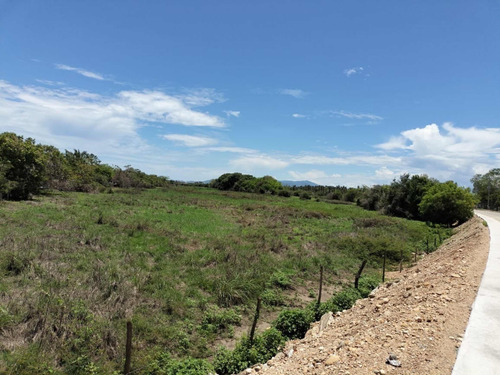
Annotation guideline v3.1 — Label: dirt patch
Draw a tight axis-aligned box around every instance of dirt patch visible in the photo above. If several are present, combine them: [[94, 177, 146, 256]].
[[243, 216, 489, 375]]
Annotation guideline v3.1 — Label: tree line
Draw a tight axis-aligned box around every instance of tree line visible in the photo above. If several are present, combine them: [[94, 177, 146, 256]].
[[0, 132, 169, 200]]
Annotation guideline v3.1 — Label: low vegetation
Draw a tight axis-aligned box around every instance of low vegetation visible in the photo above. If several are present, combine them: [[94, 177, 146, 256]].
[[0, 186, 449, 374]]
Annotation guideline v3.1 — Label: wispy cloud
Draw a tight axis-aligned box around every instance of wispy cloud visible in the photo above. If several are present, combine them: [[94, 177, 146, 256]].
[[331, 110, 383, 121], [224, 110, 240, 118], [292, 113, 306, 118], [35, 79, 65, 86], [179, 88, 225, 107], [230, 155, 289, 170], [0, 80, 225, 153], [344, 66, 364, 77], [204, 146, 257, 154], [278, 88, 307, 98], [55, 63, 106, 81], [162, 134, 218, 147]]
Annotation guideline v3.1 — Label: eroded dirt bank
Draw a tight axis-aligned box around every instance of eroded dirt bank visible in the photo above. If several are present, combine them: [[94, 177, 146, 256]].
[[244, 216, 489, 375]]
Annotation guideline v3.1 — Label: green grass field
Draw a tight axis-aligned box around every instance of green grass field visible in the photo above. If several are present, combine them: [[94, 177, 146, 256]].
[[0, 186, 449, 374]]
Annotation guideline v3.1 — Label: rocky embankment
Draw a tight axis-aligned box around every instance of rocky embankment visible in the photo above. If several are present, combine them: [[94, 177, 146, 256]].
[[242, 216, 489, 375]]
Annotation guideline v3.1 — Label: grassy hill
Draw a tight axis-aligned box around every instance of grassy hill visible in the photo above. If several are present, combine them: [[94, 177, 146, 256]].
[[0, 186, 449, 374]]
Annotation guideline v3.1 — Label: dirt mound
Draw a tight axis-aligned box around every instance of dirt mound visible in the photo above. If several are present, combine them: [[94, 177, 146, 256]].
[[243, 216, 489, 375]]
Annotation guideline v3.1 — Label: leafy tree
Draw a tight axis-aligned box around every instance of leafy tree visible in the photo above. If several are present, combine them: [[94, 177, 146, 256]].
[[0, 133, 46, 200], [471, 169, 500, 210], [385, 174, 436, 220], [419, 181, 477, 226]]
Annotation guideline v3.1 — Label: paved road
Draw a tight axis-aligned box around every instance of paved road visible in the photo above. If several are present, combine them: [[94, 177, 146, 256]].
[[452, 210, 500, 375]]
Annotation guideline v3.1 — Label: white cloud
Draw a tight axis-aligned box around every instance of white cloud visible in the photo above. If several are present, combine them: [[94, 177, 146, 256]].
[[332, 110, 383, 121], [162, 134, 218, 147], [375, 122, 500, 184], [55, 63, 106, 81], [278, 88, 307, 98], [344, 66, 364, 77], [117, 90, 224, 127], [179, 88, 225, 107], [204, 146, 257, 154], [291, 154, 401, 166], [289, 169, 341, 181], [292, 113, 306, 118], [230, 155, 289, 170], [224, 110, 240, 118], [0, 80, 225, 162]]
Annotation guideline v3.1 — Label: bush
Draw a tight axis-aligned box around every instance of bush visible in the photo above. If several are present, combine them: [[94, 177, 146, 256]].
[[278, 189, 291, 197], [299, 191, 311, 200], [269, 270, 293, 289], [273, 309, 313, 340], [261, 289, 285, 306], [146, 352, 215, 375], [213, 328, 285, 375], [419, 181, 476, 226], [357, 275, 379, 298], [200, 306, 241, 333], [331, 287, 362, 311]]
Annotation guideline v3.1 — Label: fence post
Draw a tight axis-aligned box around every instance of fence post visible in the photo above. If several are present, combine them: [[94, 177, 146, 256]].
[[124, 321, 132, 375], [317, 265, 324, 306], [399, 249, 403, 272], [249, 297, 261, 345], [354, 260, 367, 289], [382, 253, 386, 282]]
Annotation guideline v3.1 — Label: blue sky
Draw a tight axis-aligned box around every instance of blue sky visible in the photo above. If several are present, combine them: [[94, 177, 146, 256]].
[[1, 1, 500, 186]]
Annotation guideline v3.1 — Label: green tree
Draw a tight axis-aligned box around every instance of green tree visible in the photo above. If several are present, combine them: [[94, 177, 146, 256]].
[[471, 169, 500, 210], [0, 132, 46, 200], [419, 181, 477, 226], [385, 174, 436, 220]]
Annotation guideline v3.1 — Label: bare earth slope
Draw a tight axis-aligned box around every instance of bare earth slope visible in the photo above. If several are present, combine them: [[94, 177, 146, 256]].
[[245, 216, 489, 375]]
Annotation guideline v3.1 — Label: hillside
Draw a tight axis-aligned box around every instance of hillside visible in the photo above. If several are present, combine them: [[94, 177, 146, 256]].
[[0, 186, 448, 374], [245, 216, 489, 375]]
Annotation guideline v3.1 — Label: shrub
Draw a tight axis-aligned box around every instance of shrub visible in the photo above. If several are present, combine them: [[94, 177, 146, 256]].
[[146, 352, 215, 375], [299, 191, 311, 200], [200, 306, 241, 333], [261, 289, 285, 306], [269, 270, 293, 289], [331, 287, 361, 311], [357, 275, 379, 298], [273, 309, 313, 340], [278, 189, 291, 197], [213, 328, 285, 375]]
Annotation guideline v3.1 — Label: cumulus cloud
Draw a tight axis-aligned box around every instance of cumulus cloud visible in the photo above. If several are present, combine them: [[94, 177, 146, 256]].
[[278, 88, 307, 98], [332, 110, 383, 121], [344, 66, 364, 77], [376, 122, 500, 183], [55, 63, 106, 80], [162, 134, 218, 147], [224, 110, 240, 118]]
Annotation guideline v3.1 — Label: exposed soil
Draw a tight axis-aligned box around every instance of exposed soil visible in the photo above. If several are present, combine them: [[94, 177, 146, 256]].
[[242, 216, 490, 375]]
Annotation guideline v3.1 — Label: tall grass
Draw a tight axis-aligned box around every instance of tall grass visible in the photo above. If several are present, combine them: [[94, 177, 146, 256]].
[[0, 186, 449, 373]]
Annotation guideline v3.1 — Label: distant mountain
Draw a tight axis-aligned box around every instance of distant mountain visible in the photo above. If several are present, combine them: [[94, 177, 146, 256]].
[[280, 180, 319, 187]]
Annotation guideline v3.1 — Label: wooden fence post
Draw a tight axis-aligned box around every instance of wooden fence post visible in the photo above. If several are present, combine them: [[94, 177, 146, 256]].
[[124, 321, 132, 375], [249, 297, 261, 345], [354, 260, 367, 289], [317, 265, 324, 306], [399, 249, 403, 273], [382, 253, 386, 282]]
